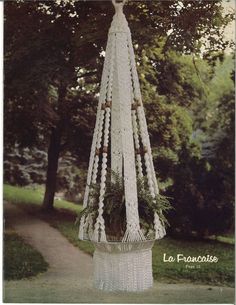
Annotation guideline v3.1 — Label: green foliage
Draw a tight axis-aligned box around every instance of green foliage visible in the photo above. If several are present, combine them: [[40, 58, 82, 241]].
[[171, 54, 235, 238], [136, 176, 173, 231], [4, 231, 48, 280], [4, 0, 233, 151], [137, 43, 205, 186], [193, 54, 234, 131], [168, 149, 234, 238], [4, 0, 99, 158], [78, 171, 172, 239], [139, 51, 235, 238], [140, 45, 211, 107]]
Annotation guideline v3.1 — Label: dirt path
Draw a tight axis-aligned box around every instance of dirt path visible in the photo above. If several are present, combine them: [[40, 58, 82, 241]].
[[4, 203, 234, 304]]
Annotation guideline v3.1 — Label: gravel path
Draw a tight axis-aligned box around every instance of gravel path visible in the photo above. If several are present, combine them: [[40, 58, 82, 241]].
[[3, 203, 234, 304]]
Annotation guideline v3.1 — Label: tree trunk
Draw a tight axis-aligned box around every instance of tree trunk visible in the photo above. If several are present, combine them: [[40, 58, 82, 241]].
[[42, 126, 62, 211], [42, 84, 67, 211]]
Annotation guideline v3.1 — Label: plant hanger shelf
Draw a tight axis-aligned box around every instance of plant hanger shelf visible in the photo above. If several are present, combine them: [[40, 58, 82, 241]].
[[78, 0, 169, 292]]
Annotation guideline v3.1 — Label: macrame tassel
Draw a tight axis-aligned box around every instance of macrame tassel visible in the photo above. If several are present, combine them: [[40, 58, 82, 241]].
[[78, 215, 85, 240], [100, 229, 107, 242], [92, 229, 99, 242], [93, 223, 107, 242], [87, 215, 94, 240], [154, 212, 166, 239]]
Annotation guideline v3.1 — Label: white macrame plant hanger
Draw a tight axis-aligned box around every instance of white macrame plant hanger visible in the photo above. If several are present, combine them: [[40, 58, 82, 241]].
[[79, 0, 166, 292]]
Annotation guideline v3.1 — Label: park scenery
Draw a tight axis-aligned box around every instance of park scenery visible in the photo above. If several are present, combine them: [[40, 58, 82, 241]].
[[3, 0, 235, 304]]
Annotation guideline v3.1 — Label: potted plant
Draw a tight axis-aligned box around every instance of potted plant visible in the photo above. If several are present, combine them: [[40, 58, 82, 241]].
[[77, 171, 172, 241]]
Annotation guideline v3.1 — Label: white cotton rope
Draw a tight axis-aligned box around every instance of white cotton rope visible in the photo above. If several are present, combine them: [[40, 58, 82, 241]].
[[78, 0, 166, 291]]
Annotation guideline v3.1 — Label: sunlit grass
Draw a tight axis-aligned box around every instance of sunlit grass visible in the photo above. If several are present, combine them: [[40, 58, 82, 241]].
[[207, 235, 234, 245], [3, 184, 83, 214]]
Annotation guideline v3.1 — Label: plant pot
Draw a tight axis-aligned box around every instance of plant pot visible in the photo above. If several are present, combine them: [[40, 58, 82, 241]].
[[92, 240, 155, 292]]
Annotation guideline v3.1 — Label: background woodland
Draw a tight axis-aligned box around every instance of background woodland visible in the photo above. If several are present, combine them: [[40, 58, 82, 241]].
[[4, 0, 235, 238]]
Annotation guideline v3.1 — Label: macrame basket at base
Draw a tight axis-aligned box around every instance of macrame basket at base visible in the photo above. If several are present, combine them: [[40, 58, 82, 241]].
[[93, 240, 154, 292]]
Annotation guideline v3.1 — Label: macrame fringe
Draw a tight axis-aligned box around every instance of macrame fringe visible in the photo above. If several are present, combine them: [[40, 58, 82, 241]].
[[78, 215, 85, 240], [122, 227, 146, 243], [93, 246, 153, 291], [154, 212, 166, 240], [92, 226, 107, 242]]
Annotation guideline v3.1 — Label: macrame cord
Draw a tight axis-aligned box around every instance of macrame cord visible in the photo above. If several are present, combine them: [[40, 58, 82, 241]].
[[79, 0, 166, 292]]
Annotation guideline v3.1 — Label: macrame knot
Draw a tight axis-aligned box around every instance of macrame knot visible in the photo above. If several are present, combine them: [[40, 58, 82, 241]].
[[109, 0, 129, 34]]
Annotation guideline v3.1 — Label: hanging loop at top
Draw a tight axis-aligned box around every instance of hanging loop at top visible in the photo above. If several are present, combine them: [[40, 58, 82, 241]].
[[112, 0, 127, 13], [109, 0, 129, 34]]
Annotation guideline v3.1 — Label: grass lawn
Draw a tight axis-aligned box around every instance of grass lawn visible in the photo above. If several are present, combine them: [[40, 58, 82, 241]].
[[4, 184, 235, 287], [4, 229, 48, 280], [3, 184, 82, 214], [206, 235, 235, 245]]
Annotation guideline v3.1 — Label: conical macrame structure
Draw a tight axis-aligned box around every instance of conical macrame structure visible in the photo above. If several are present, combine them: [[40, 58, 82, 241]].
[[79, 0, 166, 292]]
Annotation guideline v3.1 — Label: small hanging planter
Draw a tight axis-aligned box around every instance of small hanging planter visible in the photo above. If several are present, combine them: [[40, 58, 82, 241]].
[[78, 0, 171, 292]]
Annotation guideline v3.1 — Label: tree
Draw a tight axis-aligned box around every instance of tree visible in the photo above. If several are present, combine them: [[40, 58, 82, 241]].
[[134, 41, 210, 187], [168, 55, 235, 237], [168, 148, 234, 238], [5, 0, 103, 210]]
